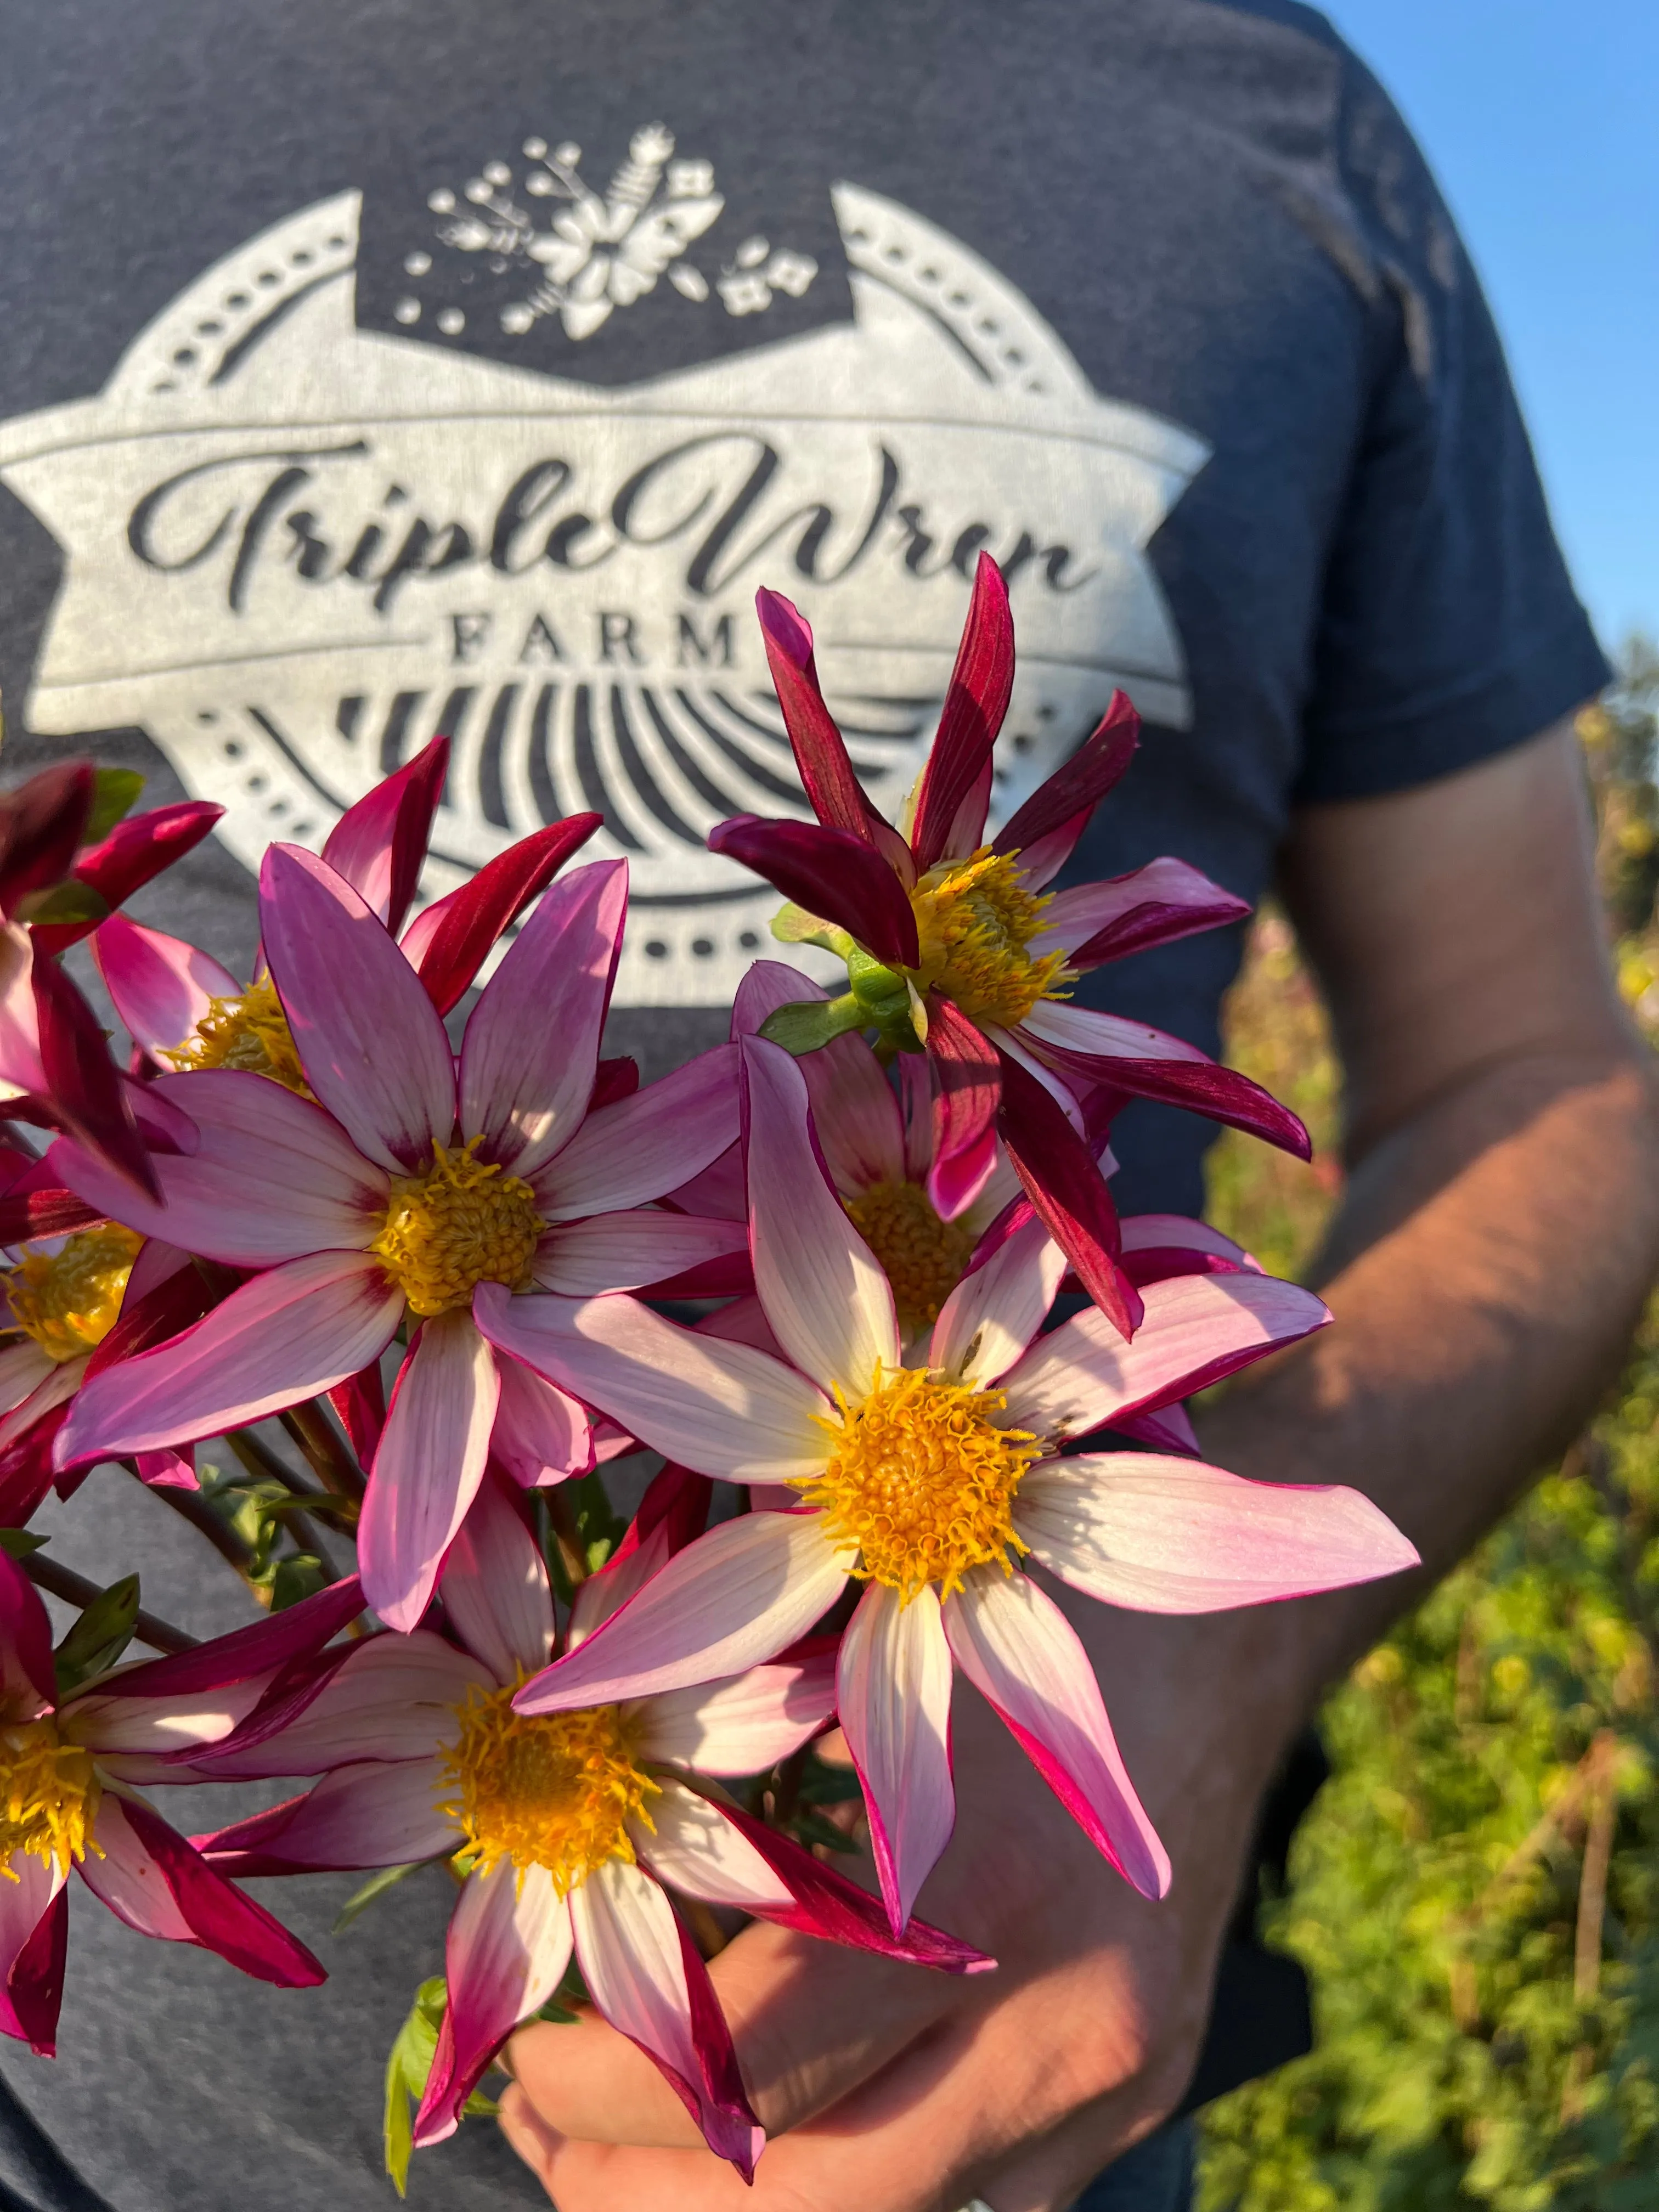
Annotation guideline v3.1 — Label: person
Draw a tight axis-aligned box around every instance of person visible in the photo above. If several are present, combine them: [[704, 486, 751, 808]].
[[1, 2, 1654, 2207]]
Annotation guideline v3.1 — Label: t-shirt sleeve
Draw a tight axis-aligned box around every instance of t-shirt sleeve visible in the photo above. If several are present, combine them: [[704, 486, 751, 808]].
[[1295, 52, 1609, 803]]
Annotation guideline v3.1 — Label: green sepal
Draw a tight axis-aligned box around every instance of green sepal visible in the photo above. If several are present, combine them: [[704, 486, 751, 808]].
[[18, 879, 111, 929], [333, 1859, 423, 1936], [769, 902, 854, 958], [0, 1529, 47, 1560], [758, 992, 866, 1058], [384, 1976, 449, 2197], [85, 768, 145, 843], [53, 1575, 139, 1695]]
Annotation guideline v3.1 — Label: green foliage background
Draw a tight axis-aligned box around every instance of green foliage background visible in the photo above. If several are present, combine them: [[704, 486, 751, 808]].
[[1195, 651, 1659, 2208]]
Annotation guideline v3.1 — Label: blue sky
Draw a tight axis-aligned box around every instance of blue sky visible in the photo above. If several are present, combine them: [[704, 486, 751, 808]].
[[1325, 0, 1657, 654]]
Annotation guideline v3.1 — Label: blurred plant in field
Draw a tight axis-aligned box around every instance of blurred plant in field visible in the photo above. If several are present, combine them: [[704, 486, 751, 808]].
[[1197, 654, 1659, 2209]]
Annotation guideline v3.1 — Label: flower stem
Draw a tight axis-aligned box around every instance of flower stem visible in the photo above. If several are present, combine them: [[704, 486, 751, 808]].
[[24, 1553, 198, 1654], [282, 1401, 368, 1503]]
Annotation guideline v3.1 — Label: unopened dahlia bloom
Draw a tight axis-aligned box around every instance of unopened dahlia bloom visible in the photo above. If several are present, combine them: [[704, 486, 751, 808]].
[[707, 557, 1306, 1327], [0, 1559, 364, 2053], [48, 849, 744, 1629], [478, 1037, 1418, 1933], [194, 1476, 985, 2175]]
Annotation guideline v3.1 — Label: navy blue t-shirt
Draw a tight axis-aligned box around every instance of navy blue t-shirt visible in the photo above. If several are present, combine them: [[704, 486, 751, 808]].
[[0, 1, 1606, 2204]]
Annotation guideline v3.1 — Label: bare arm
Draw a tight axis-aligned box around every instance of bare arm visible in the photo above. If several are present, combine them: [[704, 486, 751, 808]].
[[498, 723, 1659, 2212], [1200, 719, 1659, 1703]]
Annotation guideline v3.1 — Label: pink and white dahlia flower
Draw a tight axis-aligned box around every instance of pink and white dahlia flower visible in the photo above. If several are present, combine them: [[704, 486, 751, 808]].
[[0, 1558, 364, 2053], [706, 557, 1307, 1328], [477, 1036, 1418, 1933], [193, 1476, 986, 2176], [48, 848, 744, 1629]]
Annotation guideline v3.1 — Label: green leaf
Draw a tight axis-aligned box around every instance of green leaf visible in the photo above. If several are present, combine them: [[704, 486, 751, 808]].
[[19, 879, 111, 928], [758, 993, 867, 1057], [333, 1860, 423, 1936], [85, 768, 145, 843], [770, 902, 853, 957], [0, 1529, 47, 1559], [265, 1555, 329, 1612], [53, 1575, 139, 1695], [383, 1976, 449, 2197], [789, 1809, 861, 1855]]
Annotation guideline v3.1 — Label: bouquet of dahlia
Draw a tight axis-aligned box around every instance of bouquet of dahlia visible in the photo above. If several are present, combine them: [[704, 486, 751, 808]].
[[0, 561, 1413, 2190]]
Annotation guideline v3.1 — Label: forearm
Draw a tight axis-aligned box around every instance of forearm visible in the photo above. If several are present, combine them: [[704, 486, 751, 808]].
[[1194, 1043, 1659, 1725]]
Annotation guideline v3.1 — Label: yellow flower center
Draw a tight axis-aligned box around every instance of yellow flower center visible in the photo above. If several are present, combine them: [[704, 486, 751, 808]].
[[843, 1180, 977, 1337], [4, 1224, 143, 1364], [438, 1683, 657, 1891], [161, 974, 309, 1094], [371, 1140, 543, 1318], [0, 1716, 100, 1878], [797, 1365, 1040, 1602], [908, 847, 1072, 1028]]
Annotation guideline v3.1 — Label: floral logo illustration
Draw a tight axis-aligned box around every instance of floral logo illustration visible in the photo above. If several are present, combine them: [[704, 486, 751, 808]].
[[393, 123, 819, 343]]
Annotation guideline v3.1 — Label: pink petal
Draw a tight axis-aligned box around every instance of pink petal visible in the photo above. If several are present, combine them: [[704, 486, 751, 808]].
[[0, 919, 45, 1095], [0, 1860, 66, 2054], [929, 1208, 1066, 1387], [754, 587, 909, 876], [82, 1790, 326, 1984], [320, 735, 448, 935], [359, 1311, 500, 1633], [1108, 1401, 1202, 1456], [50, 1070, 386, 1267], [63, 1677, 272, 1765], [909, 554, 1015, 871], [0, 1167, 104, 1247], [532, 1210, 747, 1297], [87, 1571, 365, 1702], [459, 858, 626, 1178], [0, 1340, 58, 1424], [0, 1550, 58, 1717], [1019, 1001, 1312, 1161], [569, 1855, 763, 2179], [693, 1796, 993, 1973], [694, 1294, 785, 1358], [742, 1036, 899, 1397], [56, 1251, 403, 1463], [923, 1001, 1002, 1221], [415, 1861, 571, 2147], [708, 814, 919, 968], [442, 1473, 557, 1682], [991, 691, 1139, 861], [259, 843, 455, 1173], [837, 1582, 955, 1934], [31, 942, 159, 1201], [195, 1756, 460, 1873], [943, 1570, 1169, 1899], [0, 765, 92, 918], [567, 1465, 714, 1647], [516, 1509, 851, 1713], [996, 1048, 1141, 1340], [732, 961, 908, 1194], [634, 1777, 796, 1909], [635, 1652, 837, 1775], [135, 1443, 198, 1489], [1015, 1453, 1420, 1613], [92, 915, 241, 1057], [1120, 1214, 1259, 1272], [405, 814, 603, 1015], [1039, 859, 1251, 970], [533, 1045, 740, 1220], [475, 1284, 828, 1482], [1010, 806, 1093, 893], [191, 1633, 488, 1778], [489, 1349, 594, 1488], [1000, 1272, 1331, 1446], [36, 799, 222, 955]]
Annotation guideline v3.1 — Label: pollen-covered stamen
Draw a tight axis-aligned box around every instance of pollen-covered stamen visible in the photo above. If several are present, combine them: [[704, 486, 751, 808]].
[[908, 847, 1072, 1028], [371, 1139, 543, 1318], [162, 974, 309, 1094], [844, 1180, 976, 1337], [799, 1365, 1040, 1602], [438, 1684, 658, 1892], [0, 1716, 100, 1877], [3, 1224, 143, 1364]]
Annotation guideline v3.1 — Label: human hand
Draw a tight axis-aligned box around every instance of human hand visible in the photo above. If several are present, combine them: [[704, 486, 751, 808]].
[[497, 1584, 1305, 2211]]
